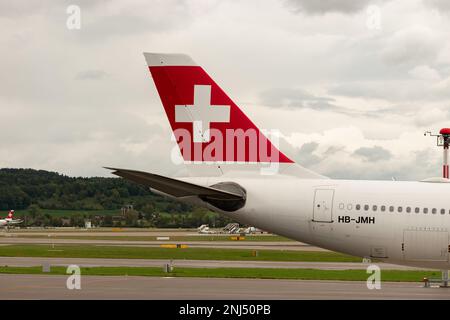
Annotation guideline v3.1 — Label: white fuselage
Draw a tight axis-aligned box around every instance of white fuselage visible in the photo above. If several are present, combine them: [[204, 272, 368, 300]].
[[182, 176, 450, 269], [142, 52, 450, 270], [0, 218, 21, 227]]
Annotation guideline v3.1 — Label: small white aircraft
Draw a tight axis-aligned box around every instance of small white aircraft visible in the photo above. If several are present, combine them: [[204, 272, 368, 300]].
[[0, 210, 23, 228], [243, 227, 263, 235], [107, 53, 450, 274], [197, 224, 214, 234]]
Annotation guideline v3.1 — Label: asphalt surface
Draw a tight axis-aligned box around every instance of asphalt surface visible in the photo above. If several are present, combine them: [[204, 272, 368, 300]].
[[0, 229, 439, 299], [0, 256, 422, 270], [1, 274, 449, 299], [0, 237, 325, 251], [0, 229, 329, 251]]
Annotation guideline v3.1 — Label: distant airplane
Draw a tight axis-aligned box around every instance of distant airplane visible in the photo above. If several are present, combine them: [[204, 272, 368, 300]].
[[0, 210, 23, 228], [106, 53, 450, 275], [197, 224, 214, 234], [243, 226, 263, 235]]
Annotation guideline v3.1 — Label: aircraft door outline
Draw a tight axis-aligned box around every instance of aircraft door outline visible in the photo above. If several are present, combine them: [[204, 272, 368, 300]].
[[312, 189, 334, 223]]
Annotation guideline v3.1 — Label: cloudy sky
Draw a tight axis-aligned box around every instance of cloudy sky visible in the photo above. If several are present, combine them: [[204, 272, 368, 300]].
[[1, 0, 450, 180]]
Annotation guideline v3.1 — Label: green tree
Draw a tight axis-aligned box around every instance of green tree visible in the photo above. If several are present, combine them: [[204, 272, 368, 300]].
[[27, 204, 41, 219]]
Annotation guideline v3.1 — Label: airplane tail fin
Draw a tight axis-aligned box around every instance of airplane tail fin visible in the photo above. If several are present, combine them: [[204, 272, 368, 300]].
[[7, 210, 14, 219], [143, 53, 325, 179]]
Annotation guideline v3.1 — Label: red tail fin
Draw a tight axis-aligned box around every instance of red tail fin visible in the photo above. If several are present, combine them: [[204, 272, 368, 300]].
[[144, 53, 293, 164]]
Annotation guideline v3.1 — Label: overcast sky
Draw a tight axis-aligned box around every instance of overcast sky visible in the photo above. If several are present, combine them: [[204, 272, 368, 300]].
[[1, 0, 450, 180]]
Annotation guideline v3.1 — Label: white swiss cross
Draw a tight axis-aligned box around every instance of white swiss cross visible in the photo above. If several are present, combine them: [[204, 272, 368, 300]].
[[175, 85, 230, 143]]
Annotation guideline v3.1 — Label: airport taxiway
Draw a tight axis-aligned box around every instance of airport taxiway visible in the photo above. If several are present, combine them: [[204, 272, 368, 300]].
[[2, 230, 264, 236], [0, 237, 326, 251], [1, 274, 448, 299], [0, 256, 422, 270]]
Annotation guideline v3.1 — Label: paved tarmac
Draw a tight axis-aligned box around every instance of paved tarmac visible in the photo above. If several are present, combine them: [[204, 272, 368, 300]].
[[1, 274, 449, 299], [0, 256, 422, 270], [2, 230, 224, 236], [0, 237, 325, 251]]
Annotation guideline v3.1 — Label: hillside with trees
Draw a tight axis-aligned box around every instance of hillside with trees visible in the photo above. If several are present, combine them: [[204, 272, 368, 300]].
[[0, 168, 232, 228]]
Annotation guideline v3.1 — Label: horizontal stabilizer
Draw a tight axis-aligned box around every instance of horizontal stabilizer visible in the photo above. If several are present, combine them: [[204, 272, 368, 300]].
[[104, 167, 244, 200]]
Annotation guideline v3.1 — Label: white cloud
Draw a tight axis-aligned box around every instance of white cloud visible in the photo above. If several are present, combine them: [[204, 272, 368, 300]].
[[284, 0, 388, 15], [408, 65, 441, 81], [1, 0, 450, 181], [381, 26, 439, 66], [424, 0, 450, 12], [414, 107, 449, 127], [353, 146, 392, 162], [75, 70, 110, 80]]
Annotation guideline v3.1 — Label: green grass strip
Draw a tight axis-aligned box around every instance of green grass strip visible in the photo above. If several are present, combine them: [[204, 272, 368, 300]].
[[0, 245, 360, 262], [0, 266, 438, 282]]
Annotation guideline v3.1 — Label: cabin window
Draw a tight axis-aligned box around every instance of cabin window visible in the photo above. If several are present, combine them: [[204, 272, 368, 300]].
[[364, 205, 369, 211], [356, 204, 361, 210], [381, 205, 386, 212], [424, 208, 428, 214], [389, 206, 394, 212], [339, 203, 344, 210], [372, 205, 377, 211], [415, 207, 420, 213], [441, 209, 446, 215], [432, 208, 437, 214], [347, 204, 353, 210], [406, 207, 411, 213], [398, 206, 403, 213]]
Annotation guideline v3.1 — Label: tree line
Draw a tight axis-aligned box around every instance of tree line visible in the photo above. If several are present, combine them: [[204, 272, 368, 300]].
[[0, 168, 232, 228]]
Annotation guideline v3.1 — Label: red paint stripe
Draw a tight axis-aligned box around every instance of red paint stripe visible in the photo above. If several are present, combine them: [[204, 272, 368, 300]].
[[148, 66, 294, 163]]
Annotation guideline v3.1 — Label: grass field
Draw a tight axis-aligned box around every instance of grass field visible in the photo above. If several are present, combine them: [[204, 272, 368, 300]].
[[0, 245, 360, 262], [0, 265, 437, 282]]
